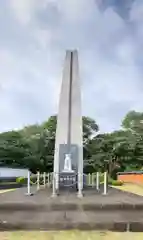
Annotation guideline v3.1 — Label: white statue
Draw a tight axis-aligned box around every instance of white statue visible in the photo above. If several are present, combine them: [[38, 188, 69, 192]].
[[62, 153, 74, 173]]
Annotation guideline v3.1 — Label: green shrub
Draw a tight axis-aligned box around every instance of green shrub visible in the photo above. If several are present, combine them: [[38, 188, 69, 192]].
[[16, 177, 27, 185], [94, 173, 124, 186], [108, 179, 124, 186]]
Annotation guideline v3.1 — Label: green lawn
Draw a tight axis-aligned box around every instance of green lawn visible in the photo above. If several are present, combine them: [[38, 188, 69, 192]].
[[111, 183, 143, 196], [0, 231, 143, 240], [0, 189, 16, 194]]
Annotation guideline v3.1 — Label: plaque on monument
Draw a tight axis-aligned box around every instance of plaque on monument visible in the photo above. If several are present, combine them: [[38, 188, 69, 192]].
[[59, 171, 77, 189]]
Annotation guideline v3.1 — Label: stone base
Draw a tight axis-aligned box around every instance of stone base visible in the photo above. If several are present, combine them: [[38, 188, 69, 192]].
[[102, 192, 108, 196], [77, 191, 83, 198], [51, 193, 58, 198], [25, 192, 34, 196]]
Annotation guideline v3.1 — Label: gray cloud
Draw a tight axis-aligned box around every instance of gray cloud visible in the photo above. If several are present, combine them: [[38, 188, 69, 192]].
[[0, 0, 143, 133], [96, 0, 135, 20]]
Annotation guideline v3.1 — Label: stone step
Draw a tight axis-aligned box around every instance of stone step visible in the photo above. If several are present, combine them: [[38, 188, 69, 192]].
[[0, 210, 143, 231], [0, 202, 143, 211]]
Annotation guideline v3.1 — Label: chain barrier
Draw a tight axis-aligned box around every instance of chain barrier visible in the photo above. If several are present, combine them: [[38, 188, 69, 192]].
[[25, 171, 108, 196], [25, 171, 53, 195]]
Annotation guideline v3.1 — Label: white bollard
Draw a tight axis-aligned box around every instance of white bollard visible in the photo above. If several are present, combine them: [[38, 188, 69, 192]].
[[43, 172, 46, 188], [87, 173, 89, 186], [96, 172, 100, 191], [103, 172, 108, 195], [89, 173, 92, 186], [77, 173, 83, 198], [92, 173, 95, 188], [25, 170, 32, 196], [51, 172, 57, 197], [55, 172, 59, 190], [50, 173, 52, 187], [37, 171, 40, 191], [47, 173, 50, 188]]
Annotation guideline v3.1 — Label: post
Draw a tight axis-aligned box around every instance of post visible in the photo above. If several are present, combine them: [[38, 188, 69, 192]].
[[88, 173, 90, 186], [37, 171, 40, 191], [96, 172, 100, 191], [92, 173, 95, 188], [50, 172, 53, 186], [47, 173, 50, 188], [25, 170, 32, 196], [77, 172, 83, 198], [52, 172, 57, 197], [43, 172, 46, 188], [103, 172, 108, 195], [90, 173, 92, 186]]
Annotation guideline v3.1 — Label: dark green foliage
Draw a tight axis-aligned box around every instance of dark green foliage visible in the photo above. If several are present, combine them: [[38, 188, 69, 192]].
[[0, 111, 143, 177], [0, 115, 99, 173]]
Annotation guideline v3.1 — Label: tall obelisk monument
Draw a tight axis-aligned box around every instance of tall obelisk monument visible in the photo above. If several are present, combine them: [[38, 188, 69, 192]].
[[53, 50, 83, 197]]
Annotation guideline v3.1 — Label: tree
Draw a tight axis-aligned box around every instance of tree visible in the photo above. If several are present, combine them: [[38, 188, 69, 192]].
[[82, 116, 99, 144], [20, 124, 42, 139], [86, 129, 136, 177], [0, 115, 99, 172], [122, 111, 143, 134], [0, 131, 30, 168], [42, 115, 99, 143], [122, 110, 143, 169], [42, 115, 99, 160]]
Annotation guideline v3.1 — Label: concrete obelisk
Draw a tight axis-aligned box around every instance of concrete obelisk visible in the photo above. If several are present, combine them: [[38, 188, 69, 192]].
[[53, 50, 83, 197]]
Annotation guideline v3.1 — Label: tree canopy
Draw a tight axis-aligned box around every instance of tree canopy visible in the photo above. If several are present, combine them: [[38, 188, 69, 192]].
[[0, 111, 143, 177]]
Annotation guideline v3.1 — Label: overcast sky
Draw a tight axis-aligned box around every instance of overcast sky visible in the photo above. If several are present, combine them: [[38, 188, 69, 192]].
[[0, 0, 143, 133]]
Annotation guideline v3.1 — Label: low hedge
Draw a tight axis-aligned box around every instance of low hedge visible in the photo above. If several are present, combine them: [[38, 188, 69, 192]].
[[16, 174, 124, 187], [108, 179, 124, 186], [16, 176, 39, 185], [16, 177, 27, 184], [98, 174, 124, 186]]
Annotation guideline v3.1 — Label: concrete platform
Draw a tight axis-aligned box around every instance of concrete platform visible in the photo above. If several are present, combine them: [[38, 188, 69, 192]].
[[0, 187, 143, 231], [0, 186, 143, 210]]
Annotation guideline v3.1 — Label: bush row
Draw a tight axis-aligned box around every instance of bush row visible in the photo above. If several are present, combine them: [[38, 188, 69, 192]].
[[108, 179, 124, 186], [16, 176, 44, 185], [98, 174, 124, 186], [16, 177, 27, 184], [16, 176, 124, 186]]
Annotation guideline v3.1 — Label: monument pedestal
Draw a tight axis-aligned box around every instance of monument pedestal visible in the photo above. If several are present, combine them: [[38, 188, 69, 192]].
[[59, 172, 77, 191]]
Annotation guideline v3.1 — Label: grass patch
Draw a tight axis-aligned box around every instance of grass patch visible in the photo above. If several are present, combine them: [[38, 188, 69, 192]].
[[0, 231, 143, 240], [111, 183, 143, 196], [0, 189, 16, 194]]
